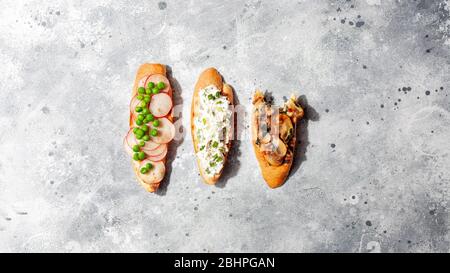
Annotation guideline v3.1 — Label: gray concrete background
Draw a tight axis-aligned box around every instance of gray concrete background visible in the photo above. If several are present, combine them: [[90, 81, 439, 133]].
[[0, 0, 449, 253]]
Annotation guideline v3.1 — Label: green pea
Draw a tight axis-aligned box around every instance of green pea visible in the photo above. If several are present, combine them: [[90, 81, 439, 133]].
[[140, 167, 148, 174], [140, 101, 147, 107], [152, 120, 160, 127], [138, 151, 146, 160], [135, 128, 144, 136], [145, 88, 152, 95], [135, 134, 143, 140], [136, 119, 143, 126], [150, 128, 158, 136], [157, 82, 165, 90], [152, 88, 159, 94], [139, 140, 145, 147], [141, 125, 149, 132], [148, 82, 155, 89], [146, 163, 153, 169], [137, 95, 144, 100], [135, 106, 143, 112], [142, 108, 149, 115], [133, 127, 139, 134], [133, 153, 140, 161], [138, 87, 145, 94], [132, 145, 140, 152], [144, 96, 151, 103], [146, 114, 155, 122], [143, 135, 150, 141], [138, 114, 145, 121]]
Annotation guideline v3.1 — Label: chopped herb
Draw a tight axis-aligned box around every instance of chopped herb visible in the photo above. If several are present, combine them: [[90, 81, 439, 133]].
[[200, 145, 205, 151], [212, 141, 219, 148], [208, 94, 215, 100], [215, 91, 220, 98], [209, 161, 216, 167]]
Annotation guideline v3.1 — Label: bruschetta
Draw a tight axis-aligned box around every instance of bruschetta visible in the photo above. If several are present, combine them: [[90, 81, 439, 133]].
[[191, 68, 234, 185], [124, 63, 175, 192], [251, 90, 304, 188]]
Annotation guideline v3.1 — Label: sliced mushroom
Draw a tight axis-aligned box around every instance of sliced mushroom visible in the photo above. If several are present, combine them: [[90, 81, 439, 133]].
[[261, 138, 287, 166], [252, 90, 265, 103], [284, 95, 304, 123], [279, 114, 294, 142], [260, 133, 272, 144], [254, 104, 274, 144]]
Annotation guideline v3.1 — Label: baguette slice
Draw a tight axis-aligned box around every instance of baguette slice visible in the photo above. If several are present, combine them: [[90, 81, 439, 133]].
[[129, 63, 172, 192], [191, 68, 234, 184], [251, 90, 304, 188]]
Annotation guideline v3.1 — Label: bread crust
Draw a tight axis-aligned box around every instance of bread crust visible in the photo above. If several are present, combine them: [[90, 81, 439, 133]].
[[251, 92, 303, 188], [191, 68, 233, 185], [129, 63, 171, 193]]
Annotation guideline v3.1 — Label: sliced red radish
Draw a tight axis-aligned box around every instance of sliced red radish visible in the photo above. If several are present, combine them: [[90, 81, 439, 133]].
[[151, 117, 175, 144], [138, 160, 166, 184], [138, 75, 150, 88], [145, 143, 166, 156], [146, 74, 171, 93], [124, 128, 138, 155], [123, 135, 133, 156], [148, 145, 168, 161], [149, 93, 172, 118], [125, 128, 138, 146], [130, 95, 140, 118], [141, 140, 160, 152]]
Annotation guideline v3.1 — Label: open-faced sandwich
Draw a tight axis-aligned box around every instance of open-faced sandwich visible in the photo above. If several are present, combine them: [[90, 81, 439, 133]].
[[191, 68, 234, 185], [124, 63, 175, 192], [251, 90, 304, 188]]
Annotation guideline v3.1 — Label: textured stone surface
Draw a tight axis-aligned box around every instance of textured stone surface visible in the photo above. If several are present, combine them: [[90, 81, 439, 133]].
[[0, 0, 449, 253]]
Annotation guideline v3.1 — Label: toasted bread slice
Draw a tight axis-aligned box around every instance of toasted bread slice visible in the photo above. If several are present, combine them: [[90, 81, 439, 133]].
[[191, 68, 233, 185], [251, 91, 304, 188], [129, 63, 172, 192]]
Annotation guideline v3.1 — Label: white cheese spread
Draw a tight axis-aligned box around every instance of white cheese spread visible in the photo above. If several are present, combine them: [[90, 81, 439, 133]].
[[194, 85, 232, 177]]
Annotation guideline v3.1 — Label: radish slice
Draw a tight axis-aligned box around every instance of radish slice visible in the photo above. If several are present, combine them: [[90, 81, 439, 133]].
[[124, 128, 138, 155], [125, 128, 138, 146], [138, 160, 165, 184], [145, 143, 167, 157], [130, 95, 140, 118], [138, 75, 150, 88], [141, 140, 160, 152], [148, 146, 167, 162], [123, 135, 133, 156], [151, 117, 175, 144], [149, 93, 172, 118], [146, 74, 171, 93]]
